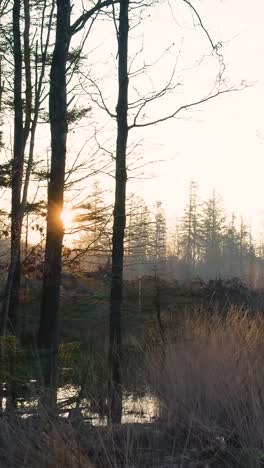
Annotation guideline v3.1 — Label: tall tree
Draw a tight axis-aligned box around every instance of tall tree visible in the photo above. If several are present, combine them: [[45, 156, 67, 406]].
[[238, 217, 250, 278], [72, 181, 112, 270], [0, 54, 4, 150], [84, 0, 241, 422], [37, 0, 117, 407], [149, 201, 167, 270], [1, 0, 25, 335], [108, 0, 129, 424], [0, 1, 9, 150], [37, 0, 71, 410], [247, 225, 257, 287], [125, 196, 151, 277], [222, 214, 240, 277], [0, 0, 55, 335], [38, 0, 71, 352], [199, 190, 226, 278], [38, 0, 117, 347], [180, 181, 200, 275]]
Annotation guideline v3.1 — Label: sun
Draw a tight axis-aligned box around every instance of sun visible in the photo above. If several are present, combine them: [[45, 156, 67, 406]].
[[61, 208, 75, 229]]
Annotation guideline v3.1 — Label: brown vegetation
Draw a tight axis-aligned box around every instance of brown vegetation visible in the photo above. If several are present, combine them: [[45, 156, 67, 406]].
[[2, 308, 264, 467]]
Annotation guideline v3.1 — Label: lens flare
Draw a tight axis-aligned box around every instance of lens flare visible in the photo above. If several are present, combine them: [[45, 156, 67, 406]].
[[61, 208, 74, 229]]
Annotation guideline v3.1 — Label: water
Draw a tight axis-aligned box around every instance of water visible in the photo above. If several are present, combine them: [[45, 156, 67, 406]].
[[2, 382, 159, 424]]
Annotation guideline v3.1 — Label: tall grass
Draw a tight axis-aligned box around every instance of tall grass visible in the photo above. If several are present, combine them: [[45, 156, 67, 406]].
[[0, 416, 95, 467], [147, 307, 264, 467], [2, 307, 264, 467]]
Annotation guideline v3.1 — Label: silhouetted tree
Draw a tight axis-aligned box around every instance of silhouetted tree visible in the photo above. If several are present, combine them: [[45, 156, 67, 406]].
[[0, 0, 55, 335], [222, 214, 240, 277], [73, 181, 112, 269], [199, 191, 226, 278], [180, 181, 200, 275], [148, 201, 167, 270], [1, 0, 25, 335], [108, 0, 129, 423], [38, 0, 116, 409], [238, 217, 249, 278], [125, 196, 151, 276], [37, 0, 71, 411]]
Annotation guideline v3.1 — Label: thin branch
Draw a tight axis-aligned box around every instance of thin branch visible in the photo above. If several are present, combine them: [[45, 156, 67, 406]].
[[70, 0, 117, 36], [129, 84, 246, 129], [80, 74, 116, 118], [181, 0, 225, 79]]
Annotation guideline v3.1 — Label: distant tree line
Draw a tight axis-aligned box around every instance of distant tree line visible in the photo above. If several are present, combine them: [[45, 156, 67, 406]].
[[123, 183, 264, 287], [1, 179, 262, 287]]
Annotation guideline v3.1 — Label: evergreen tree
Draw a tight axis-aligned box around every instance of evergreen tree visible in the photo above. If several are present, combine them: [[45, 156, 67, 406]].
[[247, 225, 257, 287], [167, 222, 180, 259], [0, 0, 55, 334], [125, 196, 151, 276], [222, 214, 240, 277], [238, 217, 249, 277], [75, 181, 112, 266], [149, 201, 167, 271], [199, 190, 226, 278], [179, 181, 200, 275]]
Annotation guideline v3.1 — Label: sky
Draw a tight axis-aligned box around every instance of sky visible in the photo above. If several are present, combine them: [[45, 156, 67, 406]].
[[69, 0, 264, 236], [2, 0, 264, 241], [129, 0, 264, 233]]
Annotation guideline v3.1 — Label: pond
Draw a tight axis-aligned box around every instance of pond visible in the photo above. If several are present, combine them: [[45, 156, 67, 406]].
[[1, 381, 160, 425]]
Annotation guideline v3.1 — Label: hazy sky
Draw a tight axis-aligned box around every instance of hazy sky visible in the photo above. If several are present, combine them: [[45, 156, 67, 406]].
[[127, 0, 264, 234], [3, 0, 263, 240], [72, 0, 264, 235]]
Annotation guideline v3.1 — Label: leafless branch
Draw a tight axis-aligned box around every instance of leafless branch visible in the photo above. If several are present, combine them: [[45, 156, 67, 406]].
[[181, 0, 225, 80], [70, 0, 118, 36], [129, 83, 247, 129], [80, 74, 116, 118]]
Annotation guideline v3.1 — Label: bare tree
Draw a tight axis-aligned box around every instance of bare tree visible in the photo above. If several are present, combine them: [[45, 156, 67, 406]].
[[37, 0, 118, 409], [108, 0, 129, 424], [106, 0, 244, 423]]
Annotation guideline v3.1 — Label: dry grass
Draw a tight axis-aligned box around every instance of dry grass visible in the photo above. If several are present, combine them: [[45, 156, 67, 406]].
[[146, 307, 264, 467], [0, 416, 94, 468], [2, 307, 264, 467]]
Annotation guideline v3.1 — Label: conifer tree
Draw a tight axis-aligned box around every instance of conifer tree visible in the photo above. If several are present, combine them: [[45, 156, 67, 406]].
[[125, 196, 151, 277], [199, 190, 226, 278], [180, 181, 200, 275], [149, 201, 167, 271], [222, 214, 240, 277]]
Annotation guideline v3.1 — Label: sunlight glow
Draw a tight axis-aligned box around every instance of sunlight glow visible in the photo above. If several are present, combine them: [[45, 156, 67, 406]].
[[61, 208, 75, 230]]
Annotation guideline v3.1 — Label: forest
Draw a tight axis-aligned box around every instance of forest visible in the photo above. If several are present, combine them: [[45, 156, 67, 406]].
[[0, 0, 264, 467]]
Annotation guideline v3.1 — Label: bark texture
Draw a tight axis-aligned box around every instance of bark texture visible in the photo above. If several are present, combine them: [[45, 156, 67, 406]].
[[37, 0, 70, 411], [1, 0, 24, 335], [1, 0, 35, 335], [108, 0, 129, 424], [38, 0, 70, 353]]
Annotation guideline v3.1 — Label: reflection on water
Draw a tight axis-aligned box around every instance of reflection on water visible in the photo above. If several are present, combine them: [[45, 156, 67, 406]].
[[2, 383, 159, 425], [123, 393, 158, 423], [58, 385, 159, 425]]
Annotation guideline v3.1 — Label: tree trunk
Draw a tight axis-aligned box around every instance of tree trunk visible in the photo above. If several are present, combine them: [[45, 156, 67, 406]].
[[1, 0, 35, 336], [38, 0, 70, 407], [108, 0, 129, 424], [0, 56, 3, 148], [1, 0, 24, 336]]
